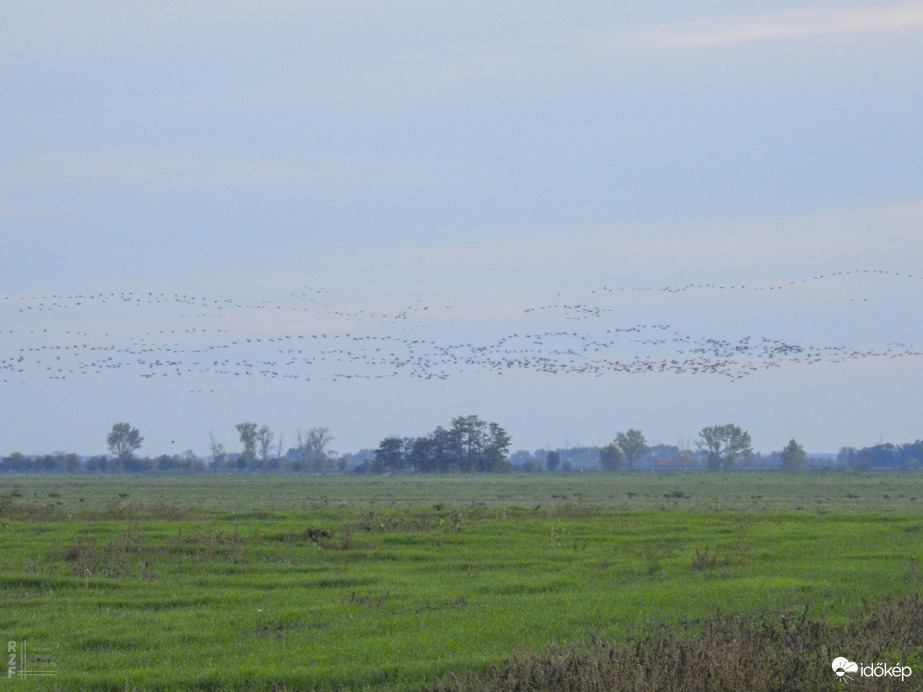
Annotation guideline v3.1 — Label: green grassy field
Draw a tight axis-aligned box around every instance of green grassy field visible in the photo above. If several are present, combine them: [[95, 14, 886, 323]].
[[1, 473, 922, 690]]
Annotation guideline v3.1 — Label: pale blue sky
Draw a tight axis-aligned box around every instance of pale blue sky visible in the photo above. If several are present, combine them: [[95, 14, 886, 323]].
[[2, 2, 922, 457]]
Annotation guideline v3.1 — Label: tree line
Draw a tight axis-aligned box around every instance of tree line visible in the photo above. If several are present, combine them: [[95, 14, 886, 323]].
[[837, 441, 923, 471], [1, 418, 921, 473], [369, 415, 511, 474]]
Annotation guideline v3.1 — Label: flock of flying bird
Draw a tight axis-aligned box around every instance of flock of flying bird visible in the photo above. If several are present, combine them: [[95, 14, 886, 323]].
[[1, 269, 920, 390]]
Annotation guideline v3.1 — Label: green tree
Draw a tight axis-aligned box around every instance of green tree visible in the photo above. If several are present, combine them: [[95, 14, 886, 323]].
[[697, 424, 752, 471], [85, 455, 108, 472], [235, 422, 259, 468], [484, 421, 512, 472], [256, 425, 274, 468], [208, 431, 226, 468], [449, 415, 485, 473], [780, 439, 806, 472], [1, 452, 28, 472], [406, 435, 436, 473], [374, 436, 405, 474], [599, 443, 623, 471], [296, 427, 335, 472], [615, 429, 648, 470], [837, 447, 856, 468], [400, 416, 511, 473], [429, 426, 453, 473], [441, 415, 504, 472], [107, 422, 143, 466], [545, 450, 561, 471]]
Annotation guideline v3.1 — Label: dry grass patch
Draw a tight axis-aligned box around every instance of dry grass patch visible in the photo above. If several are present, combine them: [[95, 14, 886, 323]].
[[432, 594, 923, 692]]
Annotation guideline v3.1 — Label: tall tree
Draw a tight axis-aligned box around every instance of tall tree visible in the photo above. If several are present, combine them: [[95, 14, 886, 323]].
[[256, 425, 274, 466], [697, 424, 752, 471], [373, 436, 405, 474], [429, 426, 453, 473], [296, 427, 335, 472], [107, 422, 143, 466], [235, 422, 259, 467], [446, 415, 511, 472], [484, 421, 512, 472], [274, 432, 286, 466], [599, 443, 623, 471], [615, 429, 648, 470], [545, 450, 561, 471], [208, 431, 226, 467], [407, 434, 436, 473], [779, 439, 806, 472], [449, 415, 486, 473], [397, 416, 510, 474]]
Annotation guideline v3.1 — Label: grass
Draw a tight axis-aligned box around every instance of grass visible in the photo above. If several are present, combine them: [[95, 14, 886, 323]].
[[6, 471, 923, 514], [1, 473, 922, 690]]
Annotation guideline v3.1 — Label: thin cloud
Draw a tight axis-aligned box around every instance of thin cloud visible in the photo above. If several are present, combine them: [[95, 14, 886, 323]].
[[655, 5, 923, 48], [299, 4, 923, 108]]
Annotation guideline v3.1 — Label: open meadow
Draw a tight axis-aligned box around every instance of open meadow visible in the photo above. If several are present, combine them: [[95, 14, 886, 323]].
[[2, 472, 923, 690]]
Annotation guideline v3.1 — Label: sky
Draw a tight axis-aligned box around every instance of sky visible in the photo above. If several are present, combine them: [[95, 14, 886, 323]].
[[2, 1, 922, 459]]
